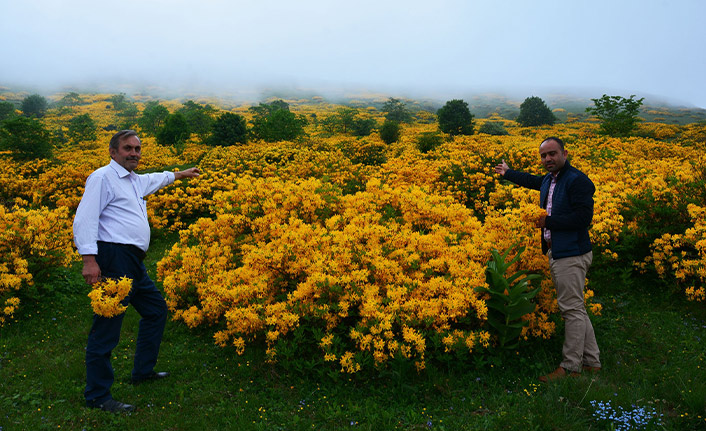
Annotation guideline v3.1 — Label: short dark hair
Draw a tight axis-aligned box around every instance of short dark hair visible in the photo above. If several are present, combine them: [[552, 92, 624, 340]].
[[109, 130, 139, 151], [541, 136, 565, 151]]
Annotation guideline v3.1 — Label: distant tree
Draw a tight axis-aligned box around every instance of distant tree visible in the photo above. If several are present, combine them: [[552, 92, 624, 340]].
[[67, 113, 97, 143], [21, 94, 48, 118], [516, 96, 557, 127], [379, 120, 401, 144], [177, 100, 216, 139], [249, 101, 307, 142], [437, 99, 475, 135], [157, 112, 190, 154], [382, 98, 413, 123], [416, 132, 444, 153], [478, 121, 509, 136], [586, 94, 644, 137], [0, 101, 17, 122], [351, 117, 376, 137], [0, 117, 52, 159], [58, 92, 83, 108], [138, 101, 170, 136], [334, 108, 357, 134], [208, 112, 247, 146], [109, 93, 131, 111]]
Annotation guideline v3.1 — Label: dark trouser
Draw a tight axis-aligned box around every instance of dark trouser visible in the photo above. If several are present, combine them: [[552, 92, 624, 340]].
[[85, 241, 167, 405]]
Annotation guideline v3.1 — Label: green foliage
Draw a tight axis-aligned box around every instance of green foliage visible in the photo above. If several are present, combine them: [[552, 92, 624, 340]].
[[586, 94, 644, 137], [323, 108, 377, 137], [177, 100, 216, 138], [516, 96, 557, 127], [250, 100, 307, 142], [66, 113, 97, 143], [382, 97, 413, 123], [0, 116, 52, 159], [416, 131, 444, 153], [109, 94, 139, 129], [138, 101, 170, 136], [478, 121, 509, 135], [0, 100, 17, 122], [57, 92, 82, 108], [208, 112, 248, 146], [475, 246, 541, 349], [20, 94, 48, 118], [157, 112, 190, 154], [379, 120, 401, 144], [437, 99, 475, 135]]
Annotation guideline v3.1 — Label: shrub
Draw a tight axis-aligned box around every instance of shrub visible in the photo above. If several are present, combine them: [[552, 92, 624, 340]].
[[416, 132, 444, 153]]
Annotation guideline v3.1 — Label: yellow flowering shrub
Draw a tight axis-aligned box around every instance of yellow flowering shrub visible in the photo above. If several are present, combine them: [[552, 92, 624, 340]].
[[0, 205, 77, 325], [647, 204, 706, 301]]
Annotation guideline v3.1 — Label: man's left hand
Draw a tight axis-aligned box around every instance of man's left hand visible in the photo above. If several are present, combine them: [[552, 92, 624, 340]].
[[175, 167, 200, 180], [535, 215, 546, 228]]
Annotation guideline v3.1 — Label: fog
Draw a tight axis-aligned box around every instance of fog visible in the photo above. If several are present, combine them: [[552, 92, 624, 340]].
[[1, 0, 705, 108]]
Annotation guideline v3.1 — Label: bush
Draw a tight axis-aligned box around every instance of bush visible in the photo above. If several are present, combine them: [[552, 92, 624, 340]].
[[516, 96, 556, 127], [0, 117, 52, 160], [208, 112, 247, 146], [379, 120, 401, 144], [478, 121, 509, 135], [416, 132, 444, 153], [67, 113, 97, 143], [21, 94, 48, 118]]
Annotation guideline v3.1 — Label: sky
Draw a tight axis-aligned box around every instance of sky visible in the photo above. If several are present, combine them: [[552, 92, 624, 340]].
[[1, 0, 705, 108]]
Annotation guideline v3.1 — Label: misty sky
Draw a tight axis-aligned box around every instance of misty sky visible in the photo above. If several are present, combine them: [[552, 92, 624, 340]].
[[1, 0, 705, 108]]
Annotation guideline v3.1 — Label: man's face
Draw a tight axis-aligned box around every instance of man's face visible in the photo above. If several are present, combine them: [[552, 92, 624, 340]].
[[539, 139, 568, 174], [110, 135, 141, 172]]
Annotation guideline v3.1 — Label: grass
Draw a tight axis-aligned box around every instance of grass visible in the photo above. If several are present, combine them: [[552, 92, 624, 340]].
[[1, 238, 705, 430]]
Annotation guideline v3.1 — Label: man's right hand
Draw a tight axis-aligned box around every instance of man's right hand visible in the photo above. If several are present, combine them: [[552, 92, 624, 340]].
[[494, 159, 510, 176], [81, 255, 101, 285]]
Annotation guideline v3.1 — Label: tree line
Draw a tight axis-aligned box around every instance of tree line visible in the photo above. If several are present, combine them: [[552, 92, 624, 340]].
[[0, 92, 645, 160]]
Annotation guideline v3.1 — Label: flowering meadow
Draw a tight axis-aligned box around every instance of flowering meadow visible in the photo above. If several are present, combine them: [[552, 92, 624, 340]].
[[2, 92, 705, 376]]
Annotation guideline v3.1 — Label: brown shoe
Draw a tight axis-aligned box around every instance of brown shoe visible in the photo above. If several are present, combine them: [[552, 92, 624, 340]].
[[583, 365, 601, 373], [538, 367, 580, 382]]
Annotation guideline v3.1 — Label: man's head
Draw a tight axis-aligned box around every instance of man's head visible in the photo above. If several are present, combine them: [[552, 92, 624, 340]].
[[539, 136, 568, 174], [109, 130, 141, 172]]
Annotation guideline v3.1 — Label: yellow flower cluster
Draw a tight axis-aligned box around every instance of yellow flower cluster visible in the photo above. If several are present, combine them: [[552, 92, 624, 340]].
[[87, 277, 133, 317], [647, 204, 706, 301]]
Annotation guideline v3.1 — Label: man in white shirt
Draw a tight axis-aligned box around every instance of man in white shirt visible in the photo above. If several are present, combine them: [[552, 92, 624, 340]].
[[74, 130, 199, 412]]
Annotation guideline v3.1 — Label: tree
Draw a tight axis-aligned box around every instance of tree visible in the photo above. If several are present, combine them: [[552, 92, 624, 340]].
[[379, 120, 401, 144], [157, 112, 190, 154], [177, 100, 216, 139], [382, 98, 413, 123], [138, 101, 170, 136], [249, 101, 307, 142], [437, 99, 475, 135], [58, 92, 83, 108], [516, 96, 557, 127], [208, 112, 247, 146], [21, 94, 48, 118], [67, 113, 97, 143], [0, 117, 52, 159], [0, 101, 17, 123], [109, 94, 139, 129], [586, 94, 644, 137]]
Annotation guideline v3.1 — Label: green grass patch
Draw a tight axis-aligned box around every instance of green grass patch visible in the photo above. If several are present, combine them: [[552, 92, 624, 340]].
[[1, 239, 705, 430]]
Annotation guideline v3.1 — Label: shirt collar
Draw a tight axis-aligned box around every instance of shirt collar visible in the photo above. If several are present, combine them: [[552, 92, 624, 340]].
[[109, 159, 133, 179]]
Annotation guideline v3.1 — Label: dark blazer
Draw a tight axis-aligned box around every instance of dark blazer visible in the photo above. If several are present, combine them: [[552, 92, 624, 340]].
[[503, 161, 595, 259]]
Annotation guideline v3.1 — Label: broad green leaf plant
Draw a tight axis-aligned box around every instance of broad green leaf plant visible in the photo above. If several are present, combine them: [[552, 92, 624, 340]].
[[476, 246, 542, 349]]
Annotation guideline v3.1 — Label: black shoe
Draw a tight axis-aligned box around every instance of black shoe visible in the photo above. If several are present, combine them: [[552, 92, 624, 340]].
[[131, 371, 170, 385], [88, 398, 135, 413]]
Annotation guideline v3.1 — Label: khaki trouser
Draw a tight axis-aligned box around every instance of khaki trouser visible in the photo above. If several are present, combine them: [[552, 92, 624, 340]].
[[548, 250, 601, 373]]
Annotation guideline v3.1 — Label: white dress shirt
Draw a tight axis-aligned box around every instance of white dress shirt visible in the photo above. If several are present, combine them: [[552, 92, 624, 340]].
[[73, 159, 175, 255]]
